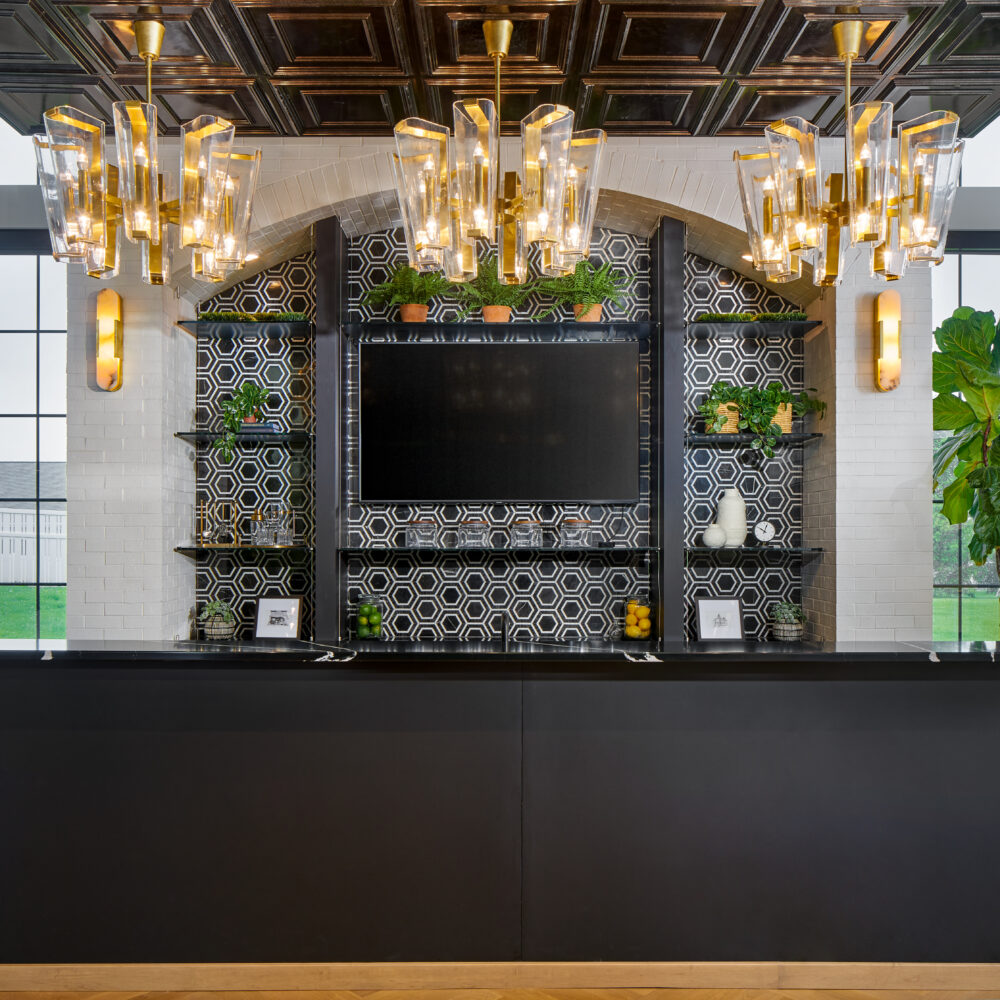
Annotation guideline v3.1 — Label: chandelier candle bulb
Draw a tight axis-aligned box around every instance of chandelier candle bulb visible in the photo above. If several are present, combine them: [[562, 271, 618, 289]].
[[113, 102, 159, 243]]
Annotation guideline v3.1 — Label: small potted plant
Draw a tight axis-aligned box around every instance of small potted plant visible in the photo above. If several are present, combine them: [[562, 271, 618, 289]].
[[536, 259, 634, 322], [199, 598, 237, 641], [362, 264, 453, 322], [213, 381, 270, 462], [455, 253, 535, 321], [698, 381, 742, 435], [697, 381, 825, 457], [771, 601, 805, 642]]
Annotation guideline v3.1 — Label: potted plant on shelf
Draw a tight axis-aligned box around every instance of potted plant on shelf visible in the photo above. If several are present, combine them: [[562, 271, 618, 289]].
[[213, 381, 270, 462], [199, 598, 237, 641], [697, 380, 825, 458], [361, 264, 453, 322], [536, 259, 634, 322], [455, 253, 535, 322], [694, 311, 808, 323], [197, 310, 310, 322], [771, 601, 805, 642]]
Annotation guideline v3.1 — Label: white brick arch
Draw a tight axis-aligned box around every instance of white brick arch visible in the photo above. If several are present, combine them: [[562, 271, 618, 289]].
[[177, 146, 817, 306]]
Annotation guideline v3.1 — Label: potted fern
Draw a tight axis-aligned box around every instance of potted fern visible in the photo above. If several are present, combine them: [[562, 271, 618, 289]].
[[455, 253, 535, 321], [200, 598, 237, 641], [213, 382, 270, 462], [536, 259, 634, 322], [362, 265, 453, 322], [771, 601, 805, 642]]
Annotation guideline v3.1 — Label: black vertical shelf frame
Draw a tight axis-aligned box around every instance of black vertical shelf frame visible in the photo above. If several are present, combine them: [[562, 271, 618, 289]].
[[314, 217, 345, 641], [652, 218, 685, 642]]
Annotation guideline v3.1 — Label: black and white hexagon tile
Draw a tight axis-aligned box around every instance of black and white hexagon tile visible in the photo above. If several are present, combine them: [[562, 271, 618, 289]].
[[344, 227, 654, 642], [196, 253, 317, 640], [683, 254, 804, 641]]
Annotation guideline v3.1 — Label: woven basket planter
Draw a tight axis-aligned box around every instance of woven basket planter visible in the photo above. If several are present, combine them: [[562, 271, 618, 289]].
[[773, 403, 793, 434], [203, 615, 236, 641], [772, 620, 804, 642], [710, 403, 740, 434]]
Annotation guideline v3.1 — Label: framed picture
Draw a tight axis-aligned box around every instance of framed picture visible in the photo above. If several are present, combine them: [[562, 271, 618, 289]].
[[695, 598, 744, 640], [254, 596, 303, 639]]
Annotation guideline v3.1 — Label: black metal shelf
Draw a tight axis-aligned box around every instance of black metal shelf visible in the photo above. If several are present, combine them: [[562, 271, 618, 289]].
[[175, 430, 312, 445], [340, 545, 658, 555], [686, 320, 821, 339], [177, 320, 313, 339], [685, 432, 822, 447], [342, 320, 657, 339], [685, 546, 823, 557], [175, 545, 313, 556]]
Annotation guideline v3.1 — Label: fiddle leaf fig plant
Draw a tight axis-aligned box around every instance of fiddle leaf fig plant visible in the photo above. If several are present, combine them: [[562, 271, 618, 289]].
[[933, 307, 1000, 571]]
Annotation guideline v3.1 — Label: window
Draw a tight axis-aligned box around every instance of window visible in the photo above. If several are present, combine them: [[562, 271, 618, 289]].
[[961, 116, 1000, 187], [932, 252, 1000, 641], [0, 254, 67, 641]]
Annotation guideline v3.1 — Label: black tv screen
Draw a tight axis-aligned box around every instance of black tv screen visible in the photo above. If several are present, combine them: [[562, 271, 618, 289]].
[[359, 342, 640, 503]]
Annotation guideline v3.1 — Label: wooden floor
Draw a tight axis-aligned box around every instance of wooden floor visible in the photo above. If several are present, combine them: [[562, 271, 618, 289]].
[[3, 989, 1000, 1000]]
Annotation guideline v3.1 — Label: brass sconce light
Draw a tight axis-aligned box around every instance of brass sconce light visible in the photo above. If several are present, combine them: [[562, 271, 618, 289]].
[[874, 289, 901, 392], [96, 288, 123, 391]]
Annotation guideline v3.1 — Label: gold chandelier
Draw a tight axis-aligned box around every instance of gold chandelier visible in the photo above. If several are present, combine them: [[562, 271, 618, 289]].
[[736, 14, 964, 286], [392, 19, 606, 284], [33, 4, 262, 287]]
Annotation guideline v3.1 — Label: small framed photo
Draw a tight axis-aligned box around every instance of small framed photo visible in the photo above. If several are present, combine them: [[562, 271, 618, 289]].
[[696, 598, 744, 641], [255, 596, 303, 639]]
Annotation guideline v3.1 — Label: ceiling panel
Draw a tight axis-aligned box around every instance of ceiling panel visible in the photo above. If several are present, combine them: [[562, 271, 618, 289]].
[[0, 0, 995, 136]]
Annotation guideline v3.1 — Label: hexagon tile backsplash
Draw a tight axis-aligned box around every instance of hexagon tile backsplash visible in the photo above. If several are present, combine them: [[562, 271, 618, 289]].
[[193, 242, 800, 642]]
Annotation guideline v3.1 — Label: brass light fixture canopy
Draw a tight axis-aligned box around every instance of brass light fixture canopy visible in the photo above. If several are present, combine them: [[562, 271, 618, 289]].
[[483, 19, 513, 59], [134, 4, 165, 60], [832, 18, 864, 61]]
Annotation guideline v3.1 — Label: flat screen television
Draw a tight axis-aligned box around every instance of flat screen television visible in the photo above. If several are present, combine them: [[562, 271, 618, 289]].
[[359, 342, 640, 503]]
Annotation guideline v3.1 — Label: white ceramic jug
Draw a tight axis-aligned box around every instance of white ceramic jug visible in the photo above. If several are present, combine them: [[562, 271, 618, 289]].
[[717, 488, 747, 548]]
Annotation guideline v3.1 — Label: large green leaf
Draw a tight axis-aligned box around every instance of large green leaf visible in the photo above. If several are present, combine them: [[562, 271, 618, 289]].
[[969, 465, 1000, 565], [933, 351, 963, 394], [954, 372, 1000, 423], [959, 360, 1000, 388], [959, 430, 987, 462], [933, 393, 978, 430], [935, 309, 997, 368], [934, 428, 979, 486], [942, 474, 975, 524]]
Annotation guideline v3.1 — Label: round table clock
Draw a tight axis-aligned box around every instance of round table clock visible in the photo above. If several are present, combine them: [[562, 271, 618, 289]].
[[754, 520, 776, 544]]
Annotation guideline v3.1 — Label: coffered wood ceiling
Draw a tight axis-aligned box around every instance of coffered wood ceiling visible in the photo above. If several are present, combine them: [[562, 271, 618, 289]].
[[1, 0, 998, 137]]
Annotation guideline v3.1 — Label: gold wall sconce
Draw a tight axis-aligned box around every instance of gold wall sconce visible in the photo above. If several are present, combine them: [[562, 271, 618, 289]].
[[874, 288, 901, 392], [95, 287, 123, 391]]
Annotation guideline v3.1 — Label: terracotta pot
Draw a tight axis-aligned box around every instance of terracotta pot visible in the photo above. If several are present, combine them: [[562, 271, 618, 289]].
[[242, 413, 259, 425], [400, 303, 429, 323], [482, 305, 512, 323], [573, 303, 603, 322]]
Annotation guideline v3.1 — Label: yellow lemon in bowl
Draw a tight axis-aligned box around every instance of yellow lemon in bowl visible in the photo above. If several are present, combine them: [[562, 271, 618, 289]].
[[625, 613, 637, 626], [625, 624, 642, 639]]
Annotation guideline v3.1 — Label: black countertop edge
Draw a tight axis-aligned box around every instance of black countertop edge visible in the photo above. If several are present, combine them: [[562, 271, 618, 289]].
[[0, 639, 998, 676]]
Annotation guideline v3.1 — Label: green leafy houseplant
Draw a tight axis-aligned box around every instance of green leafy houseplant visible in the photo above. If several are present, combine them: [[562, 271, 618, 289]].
[[771, 601, 805, 642], [455, 253, 535, 319], [932, 307, 1000, 580], [213, 382, 270, 462], [697, 380, 826, 458], [362, 265, 453, 321], [199, 598, 237, 640], [536, 259, 634, 320]]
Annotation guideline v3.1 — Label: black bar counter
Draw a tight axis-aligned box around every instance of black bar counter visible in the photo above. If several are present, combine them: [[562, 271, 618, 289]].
[[3, 639, 1000, 963]]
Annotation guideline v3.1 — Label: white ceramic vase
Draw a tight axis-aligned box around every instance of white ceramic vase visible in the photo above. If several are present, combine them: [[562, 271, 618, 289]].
[[702, 524, 726, 548], [717, 488, 747, 547]]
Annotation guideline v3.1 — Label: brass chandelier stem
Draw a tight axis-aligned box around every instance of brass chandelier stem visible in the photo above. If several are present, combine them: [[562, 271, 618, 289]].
[[134, 4, 165, 106], [145, 55, 154, 104], [484, 19, 513, 208]]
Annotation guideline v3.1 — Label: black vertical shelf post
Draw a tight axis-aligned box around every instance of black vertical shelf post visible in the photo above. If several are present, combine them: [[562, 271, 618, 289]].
[[652, 218, 685, 642], [315, 216, 346, 641]]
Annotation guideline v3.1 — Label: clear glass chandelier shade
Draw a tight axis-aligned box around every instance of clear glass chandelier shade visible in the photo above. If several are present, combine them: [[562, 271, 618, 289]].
[[557, 129, 605, 260], [442, 142, 477, 283], [871, 169, 907, 280], [904, 138, 964, 265], [33, 135, 85, 261], [452, 99, 497, 241], [141, 173, 171, 285], [394, 118, 452, 263], [42, 105, 106, 250], [521, 104, 574, 246], [179, 115, 235, 250], [898, 111, 960, 252], [847, 102, 892, 247], [112, 101, 159, 244], [213, 148, 261, 267], [498, 170, 527, 285], [812, 219, 845, 287], [734, 148, 786, 269], [392, 152, 443, 272], [86, 218, 121, 279], [764, 237, 803, 283], [764, 116, 823, 254], [192, 248, 226, 283], [540, 244, 574, 278]]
